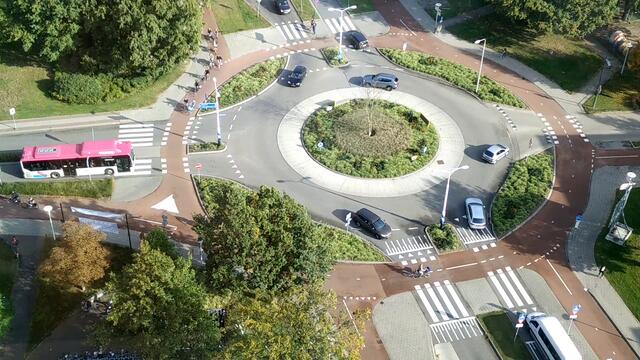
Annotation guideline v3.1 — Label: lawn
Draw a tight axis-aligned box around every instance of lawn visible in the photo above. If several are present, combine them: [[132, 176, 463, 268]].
[[318, 224, 386, 262], [427, 0, 489, 19], [290, 0, 317, 21], [29, 242, 132, 347], [595, 188, 640, 321], [206, 58, 285, 109], [0, 242, 17, 340], [448, 15, 602, 92], [491, 151, 553, 237], [479, 311, 532, 360], [210, 0, 269, 34], [583, 69, 640, 113], [337, 0, 375, 13], [0, 179, 113, 199], [380, 48, 526, 108], [0, 48, 185, 121]]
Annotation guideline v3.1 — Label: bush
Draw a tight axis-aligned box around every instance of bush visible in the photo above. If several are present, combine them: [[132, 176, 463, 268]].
[[143, 228, 179, 259], [321, 47, 349, 66], [0, 179, 113, 198], [491, 152, 553, 236], [0, 242, 17, 339], [53, 72, 104, 104], [302, 99, 439, 178], [318, 224, 386, 262], [426, 224, 461, 251], [188, 142, 226, 153], [208, 58, 285, 109], [379, 48, 526, 108]]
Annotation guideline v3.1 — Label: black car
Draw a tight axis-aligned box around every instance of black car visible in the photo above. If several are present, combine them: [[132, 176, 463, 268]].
[[352, 208, 392, 239], [274, 0, 291, 14], [287, 65, 307, 87], [349, 31, 368, 50]]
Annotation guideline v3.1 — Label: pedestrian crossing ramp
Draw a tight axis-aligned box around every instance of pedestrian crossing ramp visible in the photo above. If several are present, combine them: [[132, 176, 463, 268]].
[[487, 267, 536, 313], [414, 280, 483, 343], [454, 225, 496, 246]]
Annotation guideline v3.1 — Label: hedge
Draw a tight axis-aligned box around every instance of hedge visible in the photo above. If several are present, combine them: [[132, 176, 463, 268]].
[[52, 71, 158, 104], [188, 142, 226, 153], [426, 224, 461, 251], [379, 48, 526, 108], [491, 151, 553, 236], [321, 47, 349, 67], [0, 179, 113, 199]]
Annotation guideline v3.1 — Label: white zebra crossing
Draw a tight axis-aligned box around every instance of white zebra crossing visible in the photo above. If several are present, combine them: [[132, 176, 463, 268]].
[[274, 21, 310, 42], [323, 16, 357, 34], [118, 123, 155, 147], [116, 158, 153, 176], [454, 225, 496, 245], [414, 281, 470, 323], [430, 317, 483, 344], [487, 267, 535, 311]]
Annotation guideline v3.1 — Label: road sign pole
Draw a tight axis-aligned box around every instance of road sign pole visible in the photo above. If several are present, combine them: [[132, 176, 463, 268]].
[[9, 108, 16, 130], [514, 312, 525, 342], [513, 326, 520, 343], [567, 318, 574, 334]]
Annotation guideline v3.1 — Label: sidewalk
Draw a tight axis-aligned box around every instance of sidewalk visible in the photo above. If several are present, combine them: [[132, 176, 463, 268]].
[[567, 166, 640, 357]]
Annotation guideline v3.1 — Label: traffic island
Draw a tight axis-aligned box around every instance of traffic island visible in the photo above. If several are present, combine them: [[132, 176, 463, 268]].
[[302, 99, 439, 178], [321, 47, 350, 67], [425, 224, 462, 252], [187, 141, 227, 154]]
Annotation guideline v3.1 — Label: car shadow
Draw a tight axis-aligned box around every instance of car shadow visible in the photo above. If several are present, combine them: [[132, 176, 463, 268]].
[[276, 69, 293, 86], [464, 144, 491, 163], [348, 76, 365, 86]]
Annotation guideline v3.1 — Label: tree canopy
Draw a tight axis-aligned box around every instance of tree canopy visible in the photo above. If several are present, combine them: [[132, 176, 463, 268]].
[[39, 222, 110, 291], [489, 0, 618, 37], [193, 181, 334, 293], [221, 285, 365, 360], [143, 228, 178, 259], [1, 0, 202, 76], [103, 244, 221, 359]]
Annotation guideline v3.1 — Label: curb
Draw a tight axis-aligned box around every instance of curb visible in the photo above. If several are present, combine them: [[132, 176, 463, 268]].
[[376, 48, 528, 109], [197, 56, 291, 116], [492, 147, 556, 240]]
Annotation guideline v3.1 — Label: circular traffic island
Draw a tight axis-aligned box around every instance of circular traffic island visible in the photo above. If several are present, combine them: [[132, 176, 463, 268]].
[[302, 99, 439, 178]]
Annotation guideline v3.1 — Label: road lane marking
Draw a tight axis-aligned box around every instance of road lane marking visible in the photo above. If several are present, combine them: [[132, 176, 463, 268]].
[[415, 285, 439, 322], [506, 266, 534, 304], [546, 259, 573, 295], [446, 262, 478, 270], [488, 271, 514, 308], [425, 283, 449, 321]]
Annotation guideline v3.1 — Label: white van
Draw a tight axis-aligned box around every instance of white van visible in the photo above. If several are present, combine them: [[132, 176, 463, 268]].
[[526, 312, 582, 360]]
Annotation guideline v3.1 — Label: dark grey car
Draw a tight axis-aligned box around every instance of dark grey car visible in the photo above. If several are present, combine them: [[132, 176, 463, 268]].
[[352, 208, 392, 239], [362, 73, 399, 91]]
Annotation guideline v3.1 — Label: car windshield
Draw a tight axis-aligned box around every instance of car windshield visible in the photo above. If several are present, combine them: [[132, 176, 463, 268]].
[[291, 71, 303, 79], [483, 150, 494, 157], [279, 0, 289, 6], [470, 204, 484, 221], [472, 217, 485, 224], [373, 219, 386, 230]]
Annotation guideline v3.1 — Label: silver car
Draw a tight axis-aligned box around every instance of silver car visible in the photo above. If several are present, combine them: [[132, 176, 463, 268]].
[[362, 73, 399, 91], [465, 197, 486, 229], [482, 144, 509, 164]]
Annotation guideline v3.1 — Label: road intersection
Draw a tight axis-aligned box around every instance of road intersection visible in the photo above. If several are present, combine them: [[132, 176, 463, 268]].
[[2, 3, 640, 360]]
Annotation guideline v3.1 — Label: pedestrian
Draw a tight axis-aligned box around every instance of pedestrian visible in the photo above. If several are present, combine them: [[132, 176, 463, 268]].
[[207, 27, 213, 40], [311, 18, 317, 35], [216, 55, 223, 69], [500, 48, 507, 58], [598, 265, 606, 278], [204, 68, 210, 80], [213, 37, 218, 48], [215, 27, 220, 39], [194, 80, 200, 92], [183, 98, 189, 111], [11, 236, 18, 249]]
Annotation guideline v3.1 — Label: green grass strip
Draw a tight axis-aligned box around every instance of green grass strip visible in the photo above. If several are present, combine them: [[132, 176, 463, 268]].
[[0, 179, 113, 199], [213, 58, 286, 108], [478, 311, 532, 360], [379, 48, 526, 108], [491, 151, 553, 236], [209, 0, 270, 33], [318, 224, 386, 262]]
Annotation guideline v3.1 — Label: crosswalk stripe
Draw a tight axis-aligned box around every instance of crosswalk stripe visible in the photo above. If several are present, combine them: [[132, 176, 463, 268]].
[[296, 23, 308, 38], [131, 143, 153, 147], [119, 128, 155, 134], [118, 133, 154, 138], [281, 23, 293, 39], [425, 283, 449, 321], [275, 24, 286, 39], [331, 18, 343, 32], [497, 268, 523, 307], [132, 164, 152, 170], [506, 267, 534, 305], [415, 285, 439, 322], [134, 159, 153, 164], [444, 280, 469, 317], [434, 282, 460, 319], [488, 271, 514, 308], [324, 18, 336, 33], [287, 23, 301, 39], [125, 137, 153, 142], [119, 124, 154, 128], [343, 15, 356, 30]]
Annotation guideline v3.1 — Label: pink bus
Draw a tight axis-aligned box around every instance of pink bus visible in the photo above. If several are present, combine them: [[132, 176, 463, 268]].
[[20, 140, 134, 179]]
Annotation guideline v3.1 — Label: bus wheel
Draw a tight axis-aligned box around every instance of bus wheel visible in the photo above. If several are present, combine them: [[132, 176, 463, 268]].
[[51, 172, 60, 179], [104, 169, 115, 176]]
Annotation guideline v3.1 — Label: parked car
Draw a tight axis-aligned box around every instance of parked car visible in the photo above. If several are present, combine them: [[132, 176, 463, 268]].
[[362, 73, 399, 91], [465, 197, 486, 229], [482, 144, 509, 164], [287, 65, 307, 87], [274, 0, 291, 14], [349, 31, 369, 49], [351, 208, 392, 239]]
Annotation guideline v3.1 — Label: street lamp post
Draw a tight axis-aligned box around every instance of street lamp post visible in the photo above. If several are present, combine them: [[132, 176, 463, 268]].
[[593, 58, 612, 110], [328, 6, 357, 60], [213, 77, 222, 146], [474, 39, 486, 94], [440, 165, 470, 228], [42, 205, 56, 241], [621, 44, 633, 75]]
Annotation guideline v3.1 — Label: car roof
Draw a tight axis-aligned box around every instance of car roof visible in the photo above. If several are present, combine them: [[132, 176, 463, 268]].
[[293, 65, 306, 72], [465, 197, 483, 205], [486, 144, 506, 153], [357, 208, 380, 221], [350, 31, 367, 41], [376, 73, 396, 79]]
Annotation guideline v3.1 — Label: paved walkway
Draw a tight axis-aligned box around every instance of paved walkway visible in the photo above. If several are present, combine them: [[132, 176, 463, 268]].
[[276, 87, 465, 197], [567, 166, 640, 357]]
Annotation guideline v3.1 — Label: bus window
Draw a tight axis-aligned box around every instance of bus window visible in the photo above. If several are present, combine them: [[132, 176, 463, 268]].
[[115, 156, 131, 172]]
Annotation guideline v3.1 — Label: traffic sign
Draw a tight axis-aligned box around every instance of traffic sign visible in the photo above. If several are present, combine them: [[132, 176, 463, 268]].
[[572, 304, 582, 315], [515, 323, 524, 328], [518, 313, 526, 324], [195, 163, 203, 169], [9, 108, 16, 116], [345, 212, 352, 229], [569, 314, 578, 319], [576, 214, 583, 222], [200, 102, 217, 110]]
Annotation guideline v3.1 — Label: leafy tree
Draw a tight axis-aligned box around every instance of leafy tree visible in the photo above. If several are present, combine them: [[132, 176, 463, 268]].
[[490, 0, 618, 37], [193, 183, 334, 293], [103, 244, 221, 359], [623, 0, 639, 20], [39, 222, 110, 291], [222, 285, 365, 360], [143, 228, 178, 259]]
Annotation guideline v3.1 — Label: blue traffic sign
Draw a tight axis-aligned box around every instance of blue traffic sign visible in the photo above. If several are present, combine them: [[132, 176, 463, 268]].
[[576, 214, 583, 222], [572, 304, 582, 314], [200, 102, 217, 110], [518, 313, 526, 323]]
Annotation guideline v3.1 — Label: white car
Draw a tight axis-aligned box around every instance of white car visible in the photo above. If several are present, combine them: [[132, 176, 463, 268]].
[[465, 197, 486, 229], [482, 144, 509, 164]]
